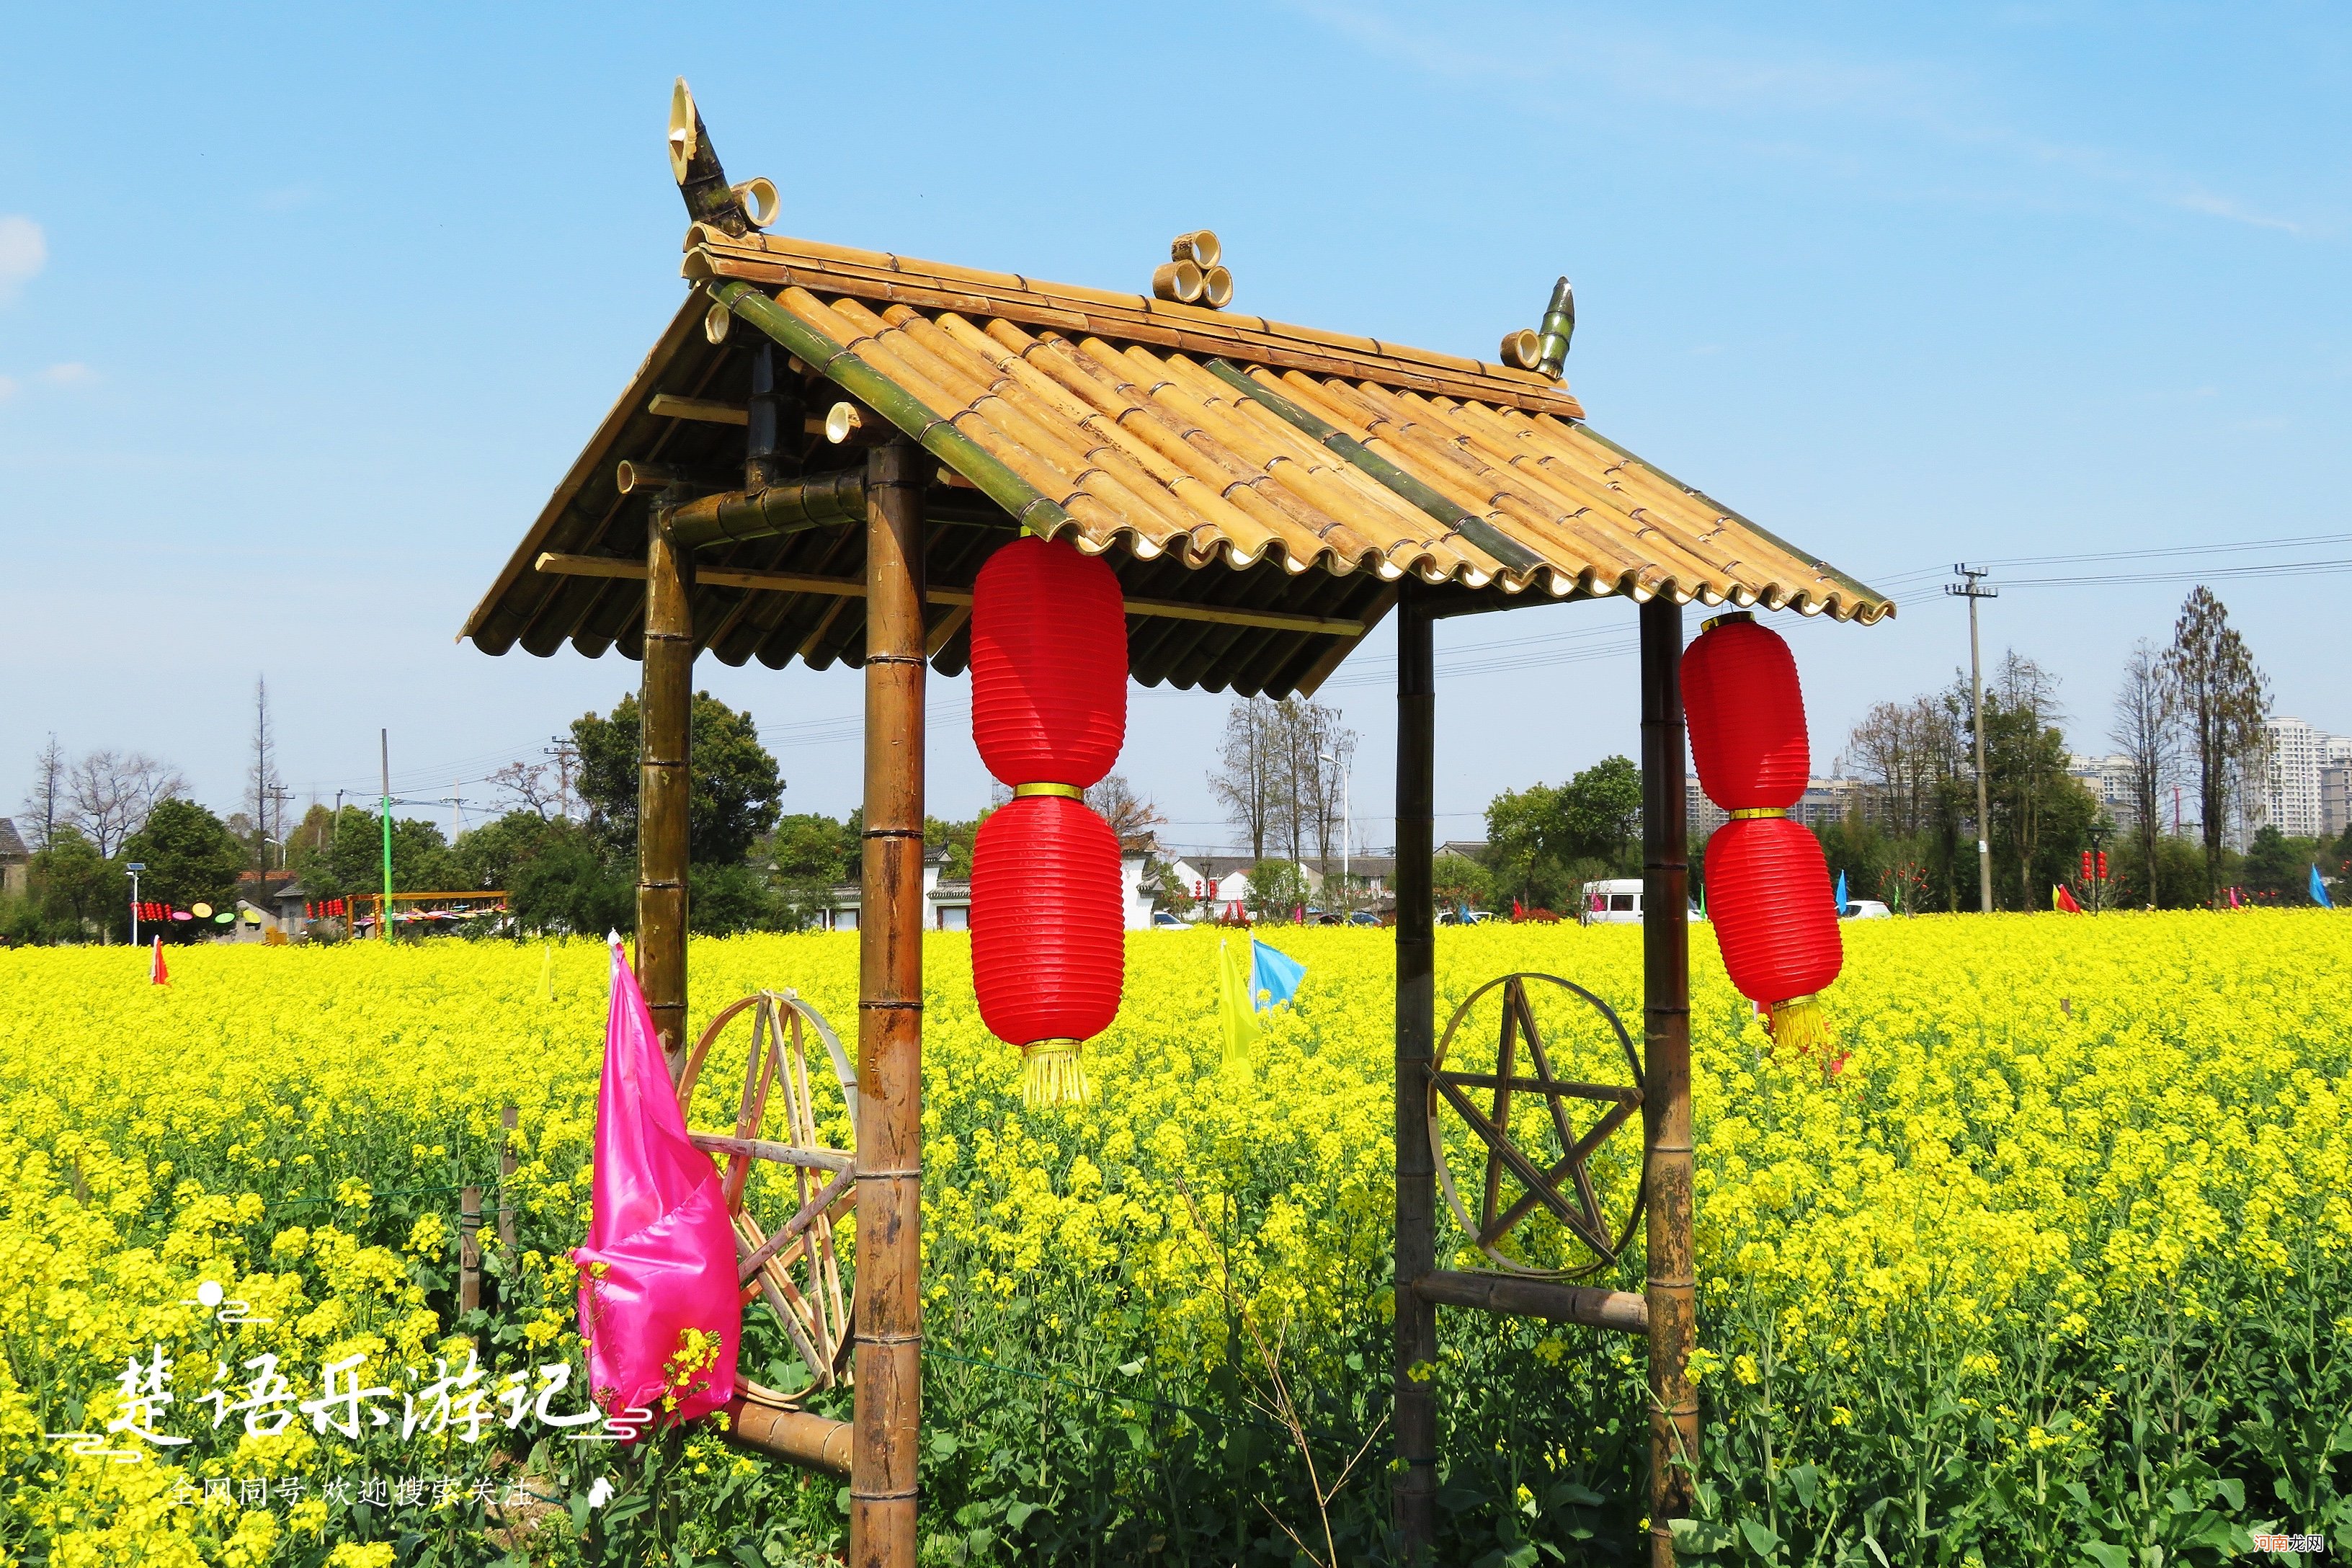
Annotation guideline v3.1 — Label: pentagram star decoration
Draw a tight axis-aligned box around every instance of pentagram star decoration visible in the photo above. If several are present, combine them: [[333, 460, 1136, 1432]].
[[1427, 972, 1648, 1280]]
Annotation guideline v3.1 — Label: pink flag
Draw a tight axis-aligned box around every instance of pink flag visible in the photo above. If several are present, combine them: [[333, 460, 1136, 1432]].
[[572, 937, 740, 1435]]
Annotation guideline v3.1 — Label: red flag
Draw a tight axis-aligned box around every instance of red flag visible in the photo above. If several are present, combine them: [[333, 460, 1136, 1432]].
[[151, 935, 169, 985], [2054, 884, 2085, 914]]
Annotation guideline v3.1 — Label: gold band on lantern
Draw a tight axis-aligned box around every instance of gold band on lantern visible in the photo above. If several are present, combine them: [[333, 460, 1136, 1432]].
[[1019, 1037, 1091, 1108], [1700, 610, 1756, 632], [1012, 782, 1085, 799], [1729, 806, 1789, 819]]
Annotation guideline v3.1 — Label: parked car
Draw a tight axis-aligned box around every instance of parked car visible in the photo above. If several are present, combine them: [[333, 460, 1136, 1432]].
[[1345, 910, 1382, 927], [1152, 911, 1189, 928], [1840, 899, 1894, 919]]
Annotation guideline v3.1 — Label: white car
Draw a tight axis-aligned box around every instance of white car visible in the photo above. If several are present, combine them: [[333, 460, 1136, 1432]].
[[1840, 899, 1894, 919]]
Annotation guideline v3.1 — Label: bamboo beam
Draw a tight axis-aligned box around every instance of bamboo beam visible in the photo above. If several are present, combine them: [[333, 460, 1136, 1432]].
[[707, 280, 1076, 539], [648, 393, 749, 425], [1640, 595, 1696, 1566], [1393, 581, 1438, 1563], [1415, 1270, 1647, 1335], [530, 553, 1371, 636], [1200, 359, 1548, 577], [852, 439, 925, 1568], [639, 505, 693, 1082], [722, 1396, 852, 1477], [665, 468, 868, 551]]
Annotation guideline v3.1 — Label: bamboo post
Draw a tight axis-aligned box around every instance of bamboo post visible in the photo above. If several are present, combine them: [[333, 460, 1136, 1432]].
[[459, 1186, 483, 1316], [851, 437, 925, 1568], [641, 499, 694, 1083], [1639, 595, 1696, 1564], [1393, 581, 1439, 1562], [498, 1104, 518, 1253]]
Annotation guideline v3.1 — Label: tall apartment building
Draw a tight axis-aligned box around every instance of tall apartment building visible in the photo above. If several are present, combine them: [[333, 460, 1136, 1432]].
[[2322, 734, 2352, 839], [2067, 752, 2137, 825], [2259, 717, 2328, 839]]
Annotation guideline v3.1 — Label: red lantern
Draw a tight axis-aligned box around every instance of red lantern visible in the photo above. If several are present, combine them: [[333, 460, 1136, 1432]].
[[1682, 612, 1842, 1051], [969, 536, 1128, 789], [968, 535, 1131, 1105], [1680, 615, 1809, 808], [970, 793, 1124, 1093]]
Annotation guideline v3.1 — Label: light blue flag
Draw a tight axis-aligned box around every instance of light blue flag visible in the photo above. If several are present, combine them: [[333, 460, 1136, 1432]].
[[1834, 870, 1848, 915], [2313, 864, 2335, 910], [1251, 938, 1306, 1012]]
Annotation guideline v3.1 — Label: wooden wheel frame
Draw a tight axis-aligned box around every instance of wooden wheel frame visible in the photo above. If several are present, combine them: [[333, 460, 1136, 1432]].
[[1428, 971, 1648, 1281], [675, 989, 859, 1407]]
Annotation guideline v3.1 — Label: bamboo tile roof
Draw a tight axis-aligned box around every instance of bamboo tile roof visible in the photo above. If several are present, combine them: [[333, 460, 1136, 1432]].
[[462, 228, 1891, 697]]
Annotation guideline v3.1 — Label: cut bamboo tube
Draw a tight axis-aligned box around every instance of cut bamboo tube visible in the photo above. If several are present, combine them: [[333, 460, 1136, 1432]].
[[1536, 276, 1575, 378], [824, 401, 867, 444], [705, 302, 733, 344], [666, 469, 868, 550], [731, 177, 780, 229], [1170, 230, 1221, 268], [617, 460, 729, 496], [1200, 266, 1233, 309], [667, 79, 752, 237], [648, 393, 748, 425], [1500, 328, 1542, 370], [724, 1396, 852, 1476], [1151, 260, 1204, 303]]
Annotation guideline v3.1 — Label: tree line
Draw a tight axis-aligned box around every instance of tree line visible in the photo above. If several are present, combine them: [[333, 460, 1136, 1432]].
[[6, 687, 1168, 945]]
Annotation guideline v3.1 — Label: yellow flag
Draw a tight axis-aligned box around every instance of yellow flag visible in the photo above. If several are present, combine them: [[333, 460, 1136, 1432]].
[[1218, 937, 1259, 1073]]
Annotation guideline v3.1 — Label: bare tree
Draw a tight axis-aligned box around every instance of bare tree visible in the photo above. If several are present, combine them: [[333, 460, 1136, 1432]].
[[1209, 696, 1285, 858], [20, 734, 66, 850], [1845, 696, 1952, 837], [1995, 651, 2064, 911], [248, 676, 288, 872], [2160, 587, 2270, 898], [489, 758, 564, 819], [1084, 773, 1165, 858], [67, 749, 185, 857], [2110, 639, 2175, 903], [1294, 703, 1355, 871]]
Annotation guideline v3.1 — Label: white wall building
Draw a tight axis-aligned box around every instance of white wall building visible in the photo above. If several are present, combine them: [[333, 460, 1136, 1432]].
[[2259, 718, 2328, 839], [2067, 753, 2137, 826], [822, 847, 1157, 932]]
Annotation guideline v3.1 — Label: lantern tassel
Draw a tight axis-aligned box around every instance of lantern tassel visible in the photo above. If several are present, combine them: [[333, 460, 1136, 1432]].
[[1020, 1039, 1092, 1108], [1768, 994, 1832, 1056]]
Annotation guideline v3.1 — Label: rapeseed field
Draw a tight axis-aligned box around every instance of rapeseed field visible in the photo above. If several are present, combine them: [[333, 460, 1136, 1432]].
[[1, 913, 2345, 1565]]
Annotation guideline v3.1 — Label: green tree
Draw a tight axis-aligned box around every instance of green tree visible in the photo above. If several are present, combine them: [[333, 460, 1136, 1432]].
[[1484, 755, 1644, 910], [762, 812, 858, 931], [1244, 860, 1311, 923], [121, 798, 245, 924], [27, 827, 119, 940], [289, 806, 458, 902], [2240, 826, 2320, 905], [450, 809, 566, 893], [509, 831, 633, 937], [2161, 587, 2271, 901], [573, 690, 784, 866]]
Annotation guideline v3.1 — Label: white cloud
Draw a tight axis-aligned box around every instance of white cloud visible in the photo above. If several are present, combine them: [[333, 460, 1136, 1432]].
[[40, 362, 96, 387], [0, 215, 45, 305], [0, 375, 17, 401]]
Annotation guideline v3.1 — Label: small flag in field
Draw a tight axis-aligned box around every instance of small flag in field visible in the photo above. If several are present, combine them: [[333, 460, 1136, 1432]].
[[1834, 870, 1848, 914], [2054, 884, 2084, 914], [150, 935, 169, 985], [1250, 938, 1305, 1012], [1217, 937, 1258, 1072], [2312, 865, 2335, 910]]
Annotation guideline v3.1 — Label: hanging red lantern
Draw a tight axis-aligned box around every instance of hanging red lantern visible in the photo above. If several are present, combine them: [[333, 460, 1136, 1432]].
[[971, 793, 1124, 1102], [1680, 614, 1809, 808], [969, 535, 1128, 788], [1681, 612, 1842, 1052], [967, 535, 1131, 1106]]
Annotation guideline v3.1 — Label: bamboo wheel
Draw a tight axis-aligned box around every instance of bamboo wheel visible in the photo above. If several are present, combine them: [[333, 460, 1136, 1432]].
[[1428, 972, 1647, 1280], [675, 990, 858, 1407]]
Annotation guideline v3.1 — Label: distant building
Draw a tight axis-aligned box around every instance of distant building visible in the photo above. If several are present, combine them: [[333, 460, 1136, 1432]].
[[827, 845, 1157, 932], [2259, 718, 2327, 839], [2323, 765, 2352, 840], [1684, 778, 1729, 841], [1790, 778, 1864, 832], [2067, 753, 2137, 826], [0, 819, 27, 898]]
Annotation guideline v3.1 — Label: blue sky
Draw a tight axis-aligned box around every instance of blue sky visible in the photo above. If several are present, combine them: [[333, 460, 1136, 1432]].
[[4, 3, 2346, 852]]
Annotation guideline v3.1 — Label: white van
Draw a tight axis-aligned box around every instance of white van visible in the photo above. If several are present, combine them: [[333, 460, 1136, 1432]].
[[1580, 878, 1705, 925]]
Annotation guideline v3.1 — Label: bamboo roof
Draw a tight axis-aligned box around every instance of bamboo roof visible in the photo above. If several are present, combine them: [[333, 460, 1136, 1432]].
[[462, 229, 1891, 697]]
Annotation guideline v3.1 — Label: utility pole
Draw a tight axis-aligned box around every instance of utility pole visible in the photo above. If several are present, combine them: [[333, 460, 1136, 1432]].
[[1947, 566, 1997, 913], [544, 740, 579, 821], [380, 730, 394, 941]]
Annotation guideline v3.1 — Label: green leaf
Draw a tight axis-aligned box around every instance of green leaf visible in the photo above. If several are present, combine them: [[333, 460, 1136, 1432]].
[[2215, 1478, 2245, 1510], [1668, 1517, 1734, 1553], [1005, 1500, 1036, 1531], [2079, 1543, 2130, 1568], [1118, 1359, 1146, 1376], [929, 1433, 960, 1458], [1788, 1464, 1819, 1510], [1123, 1422, 1150, 1451], [1740, 1516, 1783, 1556]]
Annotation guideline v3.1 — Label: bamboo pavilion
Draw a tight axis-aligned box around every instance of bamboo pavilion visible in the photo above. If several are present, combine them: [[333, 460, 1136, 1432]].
[[462, 81, 1892, 1568]]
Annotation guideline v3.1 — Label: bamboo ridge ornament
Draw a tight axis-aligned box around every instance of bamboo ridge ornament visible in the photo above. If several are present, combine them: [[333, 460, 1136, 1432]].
[[1680, 612, 1843, 1053], [967, 536, 1131, 1105], [1152, 230, 1234, 309]]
